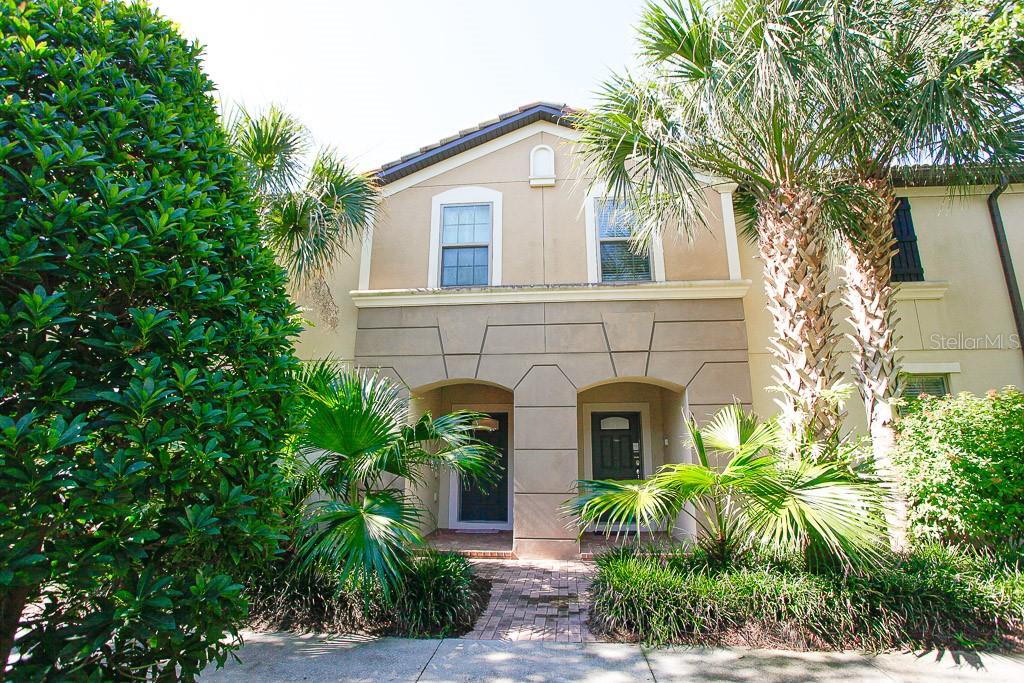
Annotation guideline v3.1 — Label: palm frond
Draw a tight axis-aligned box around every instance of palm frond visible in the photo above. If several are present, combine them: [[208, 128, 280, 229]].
[[296, 369, 407, 491], [294, 490, 423, 598], [697, 403, 781, 458], [566, 405, 891, 568], [269, 151, 380, 286], [741, 458, 890, 570], [402, 411, 502, 487], [568, 478, 682, 537], [225, 104, 309, 196], [573, 73, 709, 247]]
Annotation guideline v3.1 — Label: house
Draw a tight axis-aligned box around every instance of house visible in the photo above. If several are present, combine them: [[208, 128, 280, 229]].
[[295, 102, 1024, 559]]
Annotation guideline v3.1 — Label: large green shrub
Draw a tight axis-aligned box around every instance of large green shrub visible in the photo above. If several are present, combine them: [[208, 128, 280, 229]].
[[591, 544, 1024, 649], [245, 550, 486, 638], [892, 388, 1024, 555], [0, 1, 299, 679]]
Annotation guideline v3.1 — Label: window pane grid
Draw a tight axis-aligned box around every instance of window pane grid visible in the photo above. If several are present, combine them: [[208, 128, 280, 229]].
[[440, 203, 491, 288], [595, 198, 651, 282], [442, 204, 491, 246]]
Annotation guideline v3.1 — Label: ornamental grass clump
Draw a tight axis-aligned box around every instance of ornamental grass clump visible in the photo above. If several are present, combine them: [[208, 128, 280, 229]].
[[244, 550, 487, 638], [589, 543, 1024, 650], [391, 551, 488, 638]]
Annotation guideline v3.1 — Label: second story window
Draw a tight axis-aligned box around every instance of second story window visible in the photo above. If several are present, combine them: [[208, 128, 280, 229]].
[[596, 199, 651, 282], [892, 197, 924, 282], [440, 203, 491, 287]]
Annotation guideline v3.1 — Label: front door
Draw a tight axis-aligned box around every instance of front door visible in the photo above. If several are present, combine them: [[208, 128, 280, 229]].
[[592, 412, 643, 480], [458, 412, 509, 524]]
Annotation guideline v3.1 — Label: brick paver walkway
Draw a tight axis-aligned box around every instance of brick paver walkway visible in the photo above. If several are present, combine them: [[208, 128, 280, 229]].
[[463, 559, 597, 642]]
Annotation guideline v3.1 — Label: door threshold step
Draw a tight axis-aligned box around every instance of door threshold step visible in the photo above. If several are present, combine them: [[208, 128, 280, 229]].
[[452, 549, 516, 559]]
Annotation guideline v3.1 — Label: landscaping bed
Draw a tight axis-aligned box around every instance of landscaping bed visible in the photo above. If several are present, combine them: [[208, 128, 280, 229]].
[[589, 543, 1024, 650], [245, 550, 491, 638]]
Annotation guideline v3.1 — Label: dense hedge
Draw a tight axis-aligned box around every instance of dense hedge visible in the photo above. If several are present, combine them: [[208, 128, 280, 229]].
[[590, 545, 1024, 649], [892, 388, 1024, 555], [0, 1, 299, 679], [246, 551, 488, 638]]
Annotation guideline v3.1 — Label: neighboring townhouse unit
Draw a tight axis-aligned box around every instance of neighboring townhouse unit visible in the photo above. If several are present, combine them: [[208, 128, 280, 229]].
[[295, 102, 1024, 560]]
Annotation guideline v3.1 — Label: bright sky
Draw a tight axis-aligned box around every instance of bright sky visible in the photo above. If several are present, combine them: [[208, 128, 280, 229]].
[[151, 0, 648, 172]]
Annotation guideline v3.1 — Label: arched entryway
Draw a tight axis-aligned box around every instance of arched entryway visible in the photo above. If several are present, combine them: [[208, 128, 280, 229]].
[[410, 379, 515, 557], [575, 377, 696, 551]]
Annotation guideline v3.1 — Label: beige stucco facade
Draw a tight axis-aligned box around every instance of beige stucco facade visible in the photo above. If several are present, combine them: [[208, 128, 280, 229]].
[[293, 113, 1024, 559]]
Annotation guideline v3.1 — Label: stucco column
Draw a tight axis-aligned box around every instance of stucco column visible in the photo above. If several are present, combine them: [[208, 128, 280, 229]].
[[512, 365, 580, 559]]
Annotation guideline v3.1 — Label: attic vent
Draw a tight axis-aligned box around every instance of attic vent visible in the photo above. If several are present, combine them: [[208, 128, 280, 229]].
[[530, 145, 555, 187]]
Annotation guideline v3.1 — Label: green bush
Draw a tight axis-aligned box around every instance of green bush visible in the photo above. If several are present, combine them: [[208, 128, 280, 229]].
[[892, 388, 1024, 556], [392, 551, 486, 637], [0, 1, 299, 679], [245, 550, 486, 638], [245, 554, 389, 635], [590, 544, 1024, 649]]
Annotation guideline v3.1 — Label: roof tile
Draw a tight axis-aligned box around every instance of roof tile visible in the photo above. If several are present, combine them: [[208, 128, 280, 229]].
[[373, 102, 577, 184]]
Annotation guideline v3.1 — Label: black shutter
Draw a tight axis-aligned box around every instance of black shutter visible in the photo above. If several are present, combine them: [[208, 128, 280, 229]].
[[892, 197, 924, 282]]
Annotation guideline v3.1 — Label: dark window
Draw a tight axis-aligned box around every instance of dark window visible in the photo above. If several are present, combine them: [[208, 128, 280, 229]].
[[440, 203, 490, 287], [596, 199, 651, 282], [902, 374, 949, 400], [892, 197, 924, 282]]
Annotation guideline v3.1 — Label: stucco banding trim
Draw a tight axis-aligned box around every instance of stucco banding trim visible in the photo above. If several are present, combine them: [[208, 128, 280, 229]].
[[894, 281, 950, 300], [351, 280, 753, 308]]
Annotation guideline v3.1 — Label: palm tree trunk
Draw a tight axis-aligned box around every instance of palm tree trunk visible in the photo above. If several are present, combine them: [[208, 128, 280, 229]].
[[840, 178, 907, 544], [757, 188, 842, 448]]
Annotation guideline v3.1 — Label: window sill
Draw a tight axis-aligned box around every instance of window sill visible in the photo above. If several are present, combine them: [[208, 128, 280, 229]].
[[894, 281, 949, 301], [351, 279, 752, 308]]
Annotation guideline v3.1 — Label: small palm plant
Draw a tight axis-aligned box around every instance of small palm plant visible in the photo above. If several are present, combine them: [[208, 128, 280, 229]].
[[287, 362, 499, 596], [567, 405, 889, 569]]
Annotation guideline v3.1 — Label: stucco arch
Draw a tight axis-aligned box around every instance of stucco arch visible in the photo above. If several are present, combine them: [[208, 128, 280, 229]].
[[410, 377, 514, 395], [575, 375, 686, 395]]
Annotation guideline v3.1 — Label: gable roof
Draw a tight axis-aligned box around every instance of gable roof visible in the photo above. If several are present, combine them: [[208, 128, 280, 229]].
[[373, 102, 577, 186], [371, 100, 1021, 189]]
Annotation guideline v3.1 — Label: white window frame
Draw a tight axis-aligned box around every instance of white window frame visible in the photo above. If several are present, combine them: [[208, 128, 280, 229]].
[[428, 186, 502, 289], [585, 188, 665, 284], [438, 203, 492, 289]]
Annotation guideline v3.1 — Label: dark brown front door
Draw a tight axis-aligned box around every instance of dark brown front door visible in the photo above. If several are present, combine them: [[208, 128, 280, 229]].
[[459, 412, 509, 523], [592, 412, 642, 480]]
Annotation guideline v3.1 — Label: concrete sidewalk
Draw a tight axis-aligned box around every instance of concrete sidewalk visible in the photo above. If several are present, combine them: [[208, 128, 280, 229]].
[[200, 630, 1024, 683]]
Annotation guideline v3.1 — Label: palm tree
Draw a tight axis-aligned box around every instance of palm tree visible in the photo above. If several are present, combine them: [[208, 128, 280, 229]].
[[576, 0, 863, 444], [224, 106, 379, 325], [819, 0, 1024, 467], [287, 362, 499, 596], [566, 405, 889, 569]]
